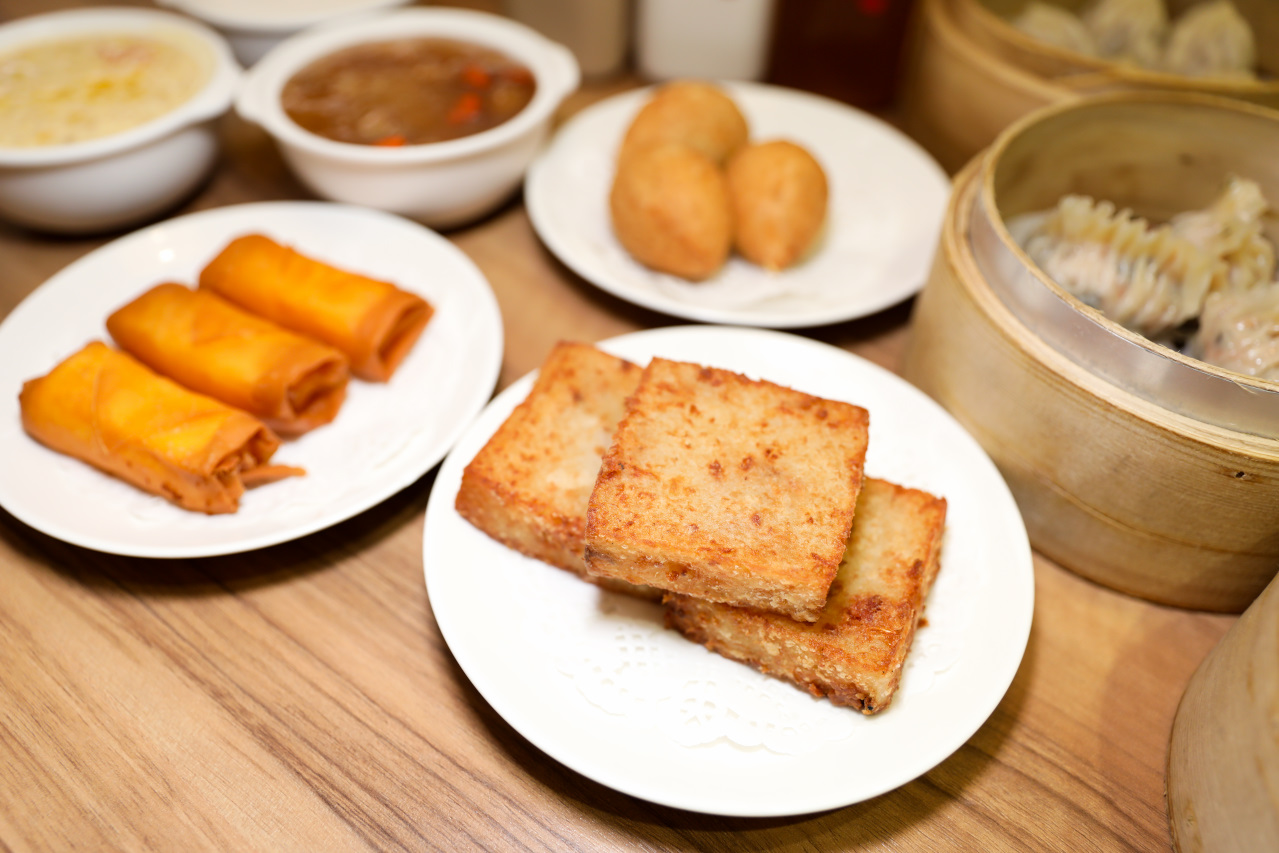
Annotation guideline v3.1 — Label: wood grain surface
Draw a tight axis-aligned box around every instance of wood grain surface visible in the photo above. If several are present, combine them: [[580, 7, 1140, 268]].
[[0, 1, 1240, 850]]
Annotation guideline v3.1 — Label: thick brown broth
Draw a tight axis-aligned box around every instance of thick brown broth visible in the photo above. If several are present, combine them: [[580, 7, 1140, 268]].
[[281, 37, 536, 147]]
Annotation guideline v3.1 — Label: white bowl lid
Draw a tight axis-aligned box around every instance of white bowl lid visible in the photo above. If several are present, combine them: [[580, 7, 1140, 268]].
[[157, 0, 413, 32]]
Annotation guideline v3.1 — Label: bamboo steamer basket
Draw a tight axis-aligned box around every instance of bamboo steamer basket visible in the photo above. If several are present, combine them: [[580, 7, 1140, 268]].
[[900, 0, 1279, 173], [952, 0, 1279, 105], [1167, 571, 1279, 849], [899, 0, 1077, 173], [902, 92, 1279, 612]]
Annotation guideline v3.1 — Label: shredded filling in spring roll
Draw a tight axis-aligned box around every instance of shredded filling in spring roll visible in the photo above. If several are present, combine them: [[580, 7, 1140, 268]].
[[107, 282, 350, 436], [19, 341, 304, 515], [198, 234, 433, 382]]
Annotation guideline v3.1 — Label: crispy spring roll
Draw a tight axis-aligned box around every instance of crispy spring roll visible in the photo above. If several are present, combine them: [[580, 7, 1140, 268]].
[[19, 341, 304, 515], [198, 234, 433, 382], [107, 283, 350, 436]]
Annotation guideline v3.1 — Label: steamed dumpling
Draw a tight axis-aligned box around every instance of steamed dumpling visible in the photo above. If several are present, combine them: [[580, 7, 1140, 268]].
[[1171, 176, 1275, 292], [1010, 178, 1278, 381], [1192, 283, 1279, 380], [1018, 195, 1217, 338], [1012, 2, 1098, 55], [1161, 0, 1256, 78], [1083, 0, 1168, 66]]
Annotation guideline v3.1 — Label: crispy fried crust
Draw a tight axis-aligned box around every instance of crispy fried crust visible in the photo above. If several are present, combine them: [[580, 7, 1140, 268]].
[[617, 80, 749, 167], [455, 342, 658, 600], [584, 357, 870, 621], [610, 142, 732, 281], [664, 478, 947, 714]]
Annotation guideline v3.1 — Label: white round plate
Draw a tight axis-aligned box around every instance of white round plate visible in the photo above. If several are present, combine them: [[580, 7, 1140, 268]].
[[0, 201, 503, 558], [423, 325, 1033, 817], [524, 83, 952, 328]]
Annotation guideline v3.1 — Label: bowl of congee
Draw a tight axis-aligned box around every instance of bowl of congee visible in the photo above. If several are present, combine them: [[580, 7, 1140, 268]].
[[0, 7, 241, 234], [236, 7, 581, 228]]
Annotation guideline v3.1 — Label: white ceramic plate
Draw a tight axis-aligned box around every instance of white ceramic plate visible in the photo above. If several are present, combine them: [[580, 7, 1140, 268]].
[[524, 83, 952, 328], [423, 325, 1033, 817], [0, 201, 502, 558]]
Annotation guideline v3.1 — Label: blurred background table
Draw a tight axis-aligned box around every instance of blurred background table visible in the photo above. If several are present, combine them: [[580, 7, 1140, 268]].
[[0, 0, 1238, 849]]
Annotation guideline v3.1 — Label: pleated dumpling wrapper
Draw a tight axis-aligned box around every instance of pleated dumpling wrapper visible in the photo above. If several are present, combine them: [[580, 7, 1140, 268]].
[[107, 283, 349, 436], [198, 234, 433, 382], [19, 341, 304, 514]]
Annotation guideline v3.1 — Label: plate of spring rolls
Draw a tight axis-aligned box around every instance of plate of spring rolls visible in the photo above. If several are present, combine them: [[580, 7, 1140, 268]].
[[0, 201, 503, 557]]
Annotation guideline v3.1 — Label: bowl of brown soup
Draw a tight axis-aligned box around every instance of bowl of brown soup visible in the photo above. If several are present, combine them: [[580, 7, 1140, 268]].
[[236, 7, 579, 228]]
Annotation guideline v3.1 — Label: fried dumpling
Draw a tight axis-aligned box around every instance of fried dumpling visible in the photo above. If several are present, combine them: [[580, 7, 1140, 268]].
[[1012, 2, 1098, 55], [725, 140, 828, 271], [610, 142, 733, 281], [617, 80, 749, 168], [1162, 0, 1256, 79], [1018, 194, 1217, 337], [1192, 283, 1279, 381]]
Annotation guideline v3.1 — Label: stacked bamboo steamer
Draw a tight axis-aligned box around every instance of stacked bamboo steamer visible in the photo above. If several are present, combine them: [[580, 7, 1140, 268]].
[[901, 92, 1279, 613], [900, 0, 1279, 173], [1167, 570, 1279, 850]]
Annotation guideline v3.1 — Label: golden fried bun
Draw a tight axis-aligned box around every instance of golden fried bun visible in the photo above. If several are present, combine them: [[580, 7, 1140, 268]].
[[618, 80, 749, 167], [726, 140, 829, 271], [610, 142, 732, 281]]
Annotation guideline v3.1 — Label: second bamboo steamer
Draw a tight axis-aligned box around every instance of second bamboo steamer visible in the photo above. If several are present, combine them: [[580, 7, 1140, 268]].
[[900, 0, 1279, 173]]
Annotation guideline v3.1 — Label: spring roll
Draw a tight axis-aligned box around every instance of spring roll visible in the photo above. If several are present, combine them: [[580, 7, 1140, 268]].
[[19, 341, 304, 515], [107, 283, 349, 436], [198, 234, 433, 382]]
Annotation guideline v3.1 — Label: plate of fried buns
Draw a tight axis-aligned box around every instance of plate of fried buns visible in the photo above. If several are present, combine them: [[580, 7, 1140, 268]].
[[423, 325, 1033, 816], [524, 82, 951, 329], [0, 201, 502, 557]]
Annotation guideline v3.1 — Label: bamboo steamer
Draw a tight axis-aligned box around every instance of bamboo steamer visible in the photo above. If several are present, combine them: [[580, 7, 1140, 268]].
[[902, 92, 1279, 612], [1167, 572, 1279, 849], [952, 0, 1279, 105], [899, 0, 1077, 174], [900, 0, 1279, 173]]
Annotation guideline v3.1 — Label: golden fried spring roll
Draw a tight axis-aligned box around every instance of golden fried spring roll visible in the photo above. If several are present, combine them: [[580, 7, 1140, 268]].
[[107, 283, 350, 436], [19, 342, 304, 515], [198, 234, 433, 382]]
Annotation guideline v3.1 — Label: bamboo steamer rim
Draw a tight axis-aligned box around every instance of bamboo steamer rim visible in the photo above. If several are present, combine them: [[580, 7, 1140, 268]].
[[976, 90, 1279, 440], [946, 148, 1279, 457], [961, 0, 1279, 95]]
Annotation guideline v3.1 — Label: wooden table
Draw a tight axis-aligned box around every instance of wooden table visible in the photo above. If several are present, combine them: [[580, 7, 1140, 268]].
[[0, 2, 1240, 850]]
